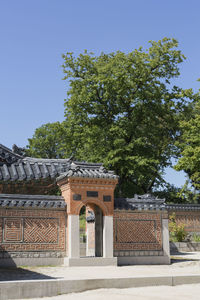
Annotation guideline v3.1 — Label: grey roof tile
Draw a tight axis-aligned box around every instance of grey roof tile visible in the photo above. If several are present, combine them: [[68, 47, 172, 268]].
[[0, 194, 66, 209], [114, 194, 166, 211], [166, 204, 200, 211], [0, 144, 118, 182], [0, 144, 23, 165]]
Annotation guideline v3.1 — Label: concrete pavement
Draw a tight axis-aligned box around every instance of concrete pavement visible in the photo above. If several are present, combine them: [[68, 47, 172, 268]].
[[0, 253, 200, 300]]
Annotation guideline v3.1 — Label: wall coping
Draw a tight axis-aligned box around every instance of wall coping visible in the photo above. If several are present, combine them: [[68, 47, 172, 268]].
[[0, 193, 66, 209], [167, 204, 200, 211], [114, 194, 166, 211]]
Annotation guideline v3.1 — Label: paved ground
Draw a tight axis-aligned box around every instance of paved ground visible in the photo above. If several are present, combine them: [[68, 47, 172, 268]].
[[28, 284, 200, 300], [1, 252, 198, 282], [1, 253, 200, 300], [1, 258, 200, 281]]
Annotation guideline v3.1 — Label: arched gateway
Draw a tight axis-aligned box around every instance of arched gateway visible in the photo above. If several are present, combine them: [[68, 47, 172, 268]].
[[56, 162, 118, 266]]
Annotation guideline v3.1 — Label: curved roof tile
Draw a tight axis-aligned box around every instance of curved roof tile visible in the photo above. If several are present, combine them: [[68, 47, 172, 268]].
[[114, 194, 166, 211], [0, 194, 66, 209], [0, 144, 118, 182]]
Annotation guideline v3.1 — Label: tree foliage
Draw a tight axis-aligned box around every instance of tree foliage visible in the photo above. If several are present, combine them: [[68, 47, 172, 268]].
[[61, 38, 196, 196], [27, 38, 198, 197], [153, 183, 198, 204], [27, 122, 69, 158], [175, 97, 200, 195]]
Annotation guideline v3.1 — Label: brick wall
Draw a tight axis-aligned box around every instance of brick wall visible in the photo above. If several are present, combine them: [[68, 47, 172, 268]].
[[169, 210, 200, 233], [0, 179, 59, 195], [113, 210, 166, 257], [0, 208, 66, 254]]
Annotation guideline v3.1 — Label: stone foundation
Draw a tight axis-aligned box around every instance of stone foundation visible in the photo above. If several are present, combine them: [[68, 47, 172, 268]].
[[170, 242, 200, 253], [0, 251, 66, 267]]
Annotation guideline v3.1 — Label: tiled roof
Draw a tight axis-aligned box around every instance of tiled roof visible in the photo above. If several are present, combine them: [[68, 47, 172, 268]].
[[0, 144, 22, 165], [114, 194, 166, 211], [0, 156, 71, 181], [56, 162, 118, 181], [166, 204, 200, 211], [86, 210, 95, 223], [0, 194, 66, 209], [0, 144, 118, 181]]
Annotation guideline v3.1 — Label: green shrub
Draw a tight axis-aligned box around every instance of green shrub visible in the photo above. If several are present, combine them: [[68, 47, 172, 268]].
[[192, 233, 200, 242], [169, 213, 187, 242]]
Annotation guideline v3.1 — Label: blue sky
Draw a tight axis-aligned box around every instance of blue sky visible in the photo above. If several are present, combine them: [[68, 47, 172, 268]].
[[1, 0, 200, 187]]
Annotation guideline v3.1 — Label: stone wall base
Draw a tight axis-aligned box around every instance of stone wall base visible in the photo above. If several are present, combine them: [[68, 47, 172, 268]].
[[117, 255, 170, 265], [170, 242, 200, 253], [114, 250, 164, 257], [64, 257, 117, 267], [0, 252, 65, 267]]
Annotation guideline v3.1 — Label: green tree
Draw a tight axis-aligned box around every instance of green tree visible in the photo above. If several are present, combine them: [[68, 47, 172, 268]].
[[153, 183, 197, 204], [27, 122, 70, 158], [27, 38, 198, 197], [175, 97, 200, 198], [61, 38, 196, 196]]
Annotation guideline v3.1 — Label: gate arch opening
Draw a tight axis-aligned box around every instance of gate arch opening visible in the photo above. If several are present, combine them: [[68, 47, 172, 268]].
[[79, 203, 103, 257]]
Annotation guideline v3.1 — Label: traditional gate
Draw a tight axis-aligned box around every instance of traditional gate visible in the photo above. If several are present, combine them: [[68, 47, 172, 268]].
[[57, 162, 118, 266]]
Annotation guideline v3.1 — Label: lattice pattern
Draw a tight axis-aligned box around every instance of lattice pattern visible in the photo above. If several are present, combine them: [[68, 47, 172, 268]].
[[4, 218, 23, 242], [24, 218, 58, 243], [116, 219, 156, 243], [114, 212, 162, 251], [175, 214, 200, 231]]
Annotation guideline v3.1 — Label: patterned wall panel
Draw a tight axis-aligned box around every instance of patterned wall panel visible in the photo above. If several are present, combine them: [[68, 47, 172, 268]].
[[116, 219, 156, 243], [114, 212, 162, 251], [4, 218, 23, 242], [0, 209, 66, 252], [172, 212, 200, 232], [24, 218, 58, 243]]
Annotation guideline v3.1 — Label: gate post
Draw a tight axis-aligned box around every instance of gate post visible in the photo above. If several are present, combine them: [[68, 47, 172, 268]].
[[103, 215, 114, 258], [68, 214, 80, 258]]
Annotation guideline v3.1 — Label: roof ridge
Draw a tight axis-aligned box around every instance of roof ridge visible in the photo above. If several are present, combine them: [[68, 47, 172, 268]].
[[0, 143, 23, 165], [23, 157, 71, 163]]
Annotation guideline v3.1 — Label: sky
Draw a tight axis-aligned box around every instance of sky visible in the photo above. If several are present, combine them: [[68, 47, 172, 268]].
[[1, 0, 200, 187]]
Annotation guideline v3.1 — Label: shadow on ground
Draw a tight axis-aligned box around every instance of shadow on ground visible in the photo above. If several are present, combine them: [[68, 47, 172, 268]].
[[170, 252, 200, 264], [0, 267, 55, 281], [171, 258, 199, 264]]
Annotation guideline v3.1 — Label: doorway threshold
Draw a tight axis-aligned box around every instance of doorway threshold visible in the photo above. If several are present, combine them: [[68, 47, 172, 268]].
[[64, 257, 117, 267]]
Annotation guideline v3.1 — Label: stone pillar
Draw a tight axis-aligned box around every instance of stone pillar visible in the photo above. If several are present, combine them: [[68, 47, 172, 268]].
[[86, 222, 95, 257], [68, 214, 80, 258], [103, 216, 114, 258], [162, 218, 170, 263]]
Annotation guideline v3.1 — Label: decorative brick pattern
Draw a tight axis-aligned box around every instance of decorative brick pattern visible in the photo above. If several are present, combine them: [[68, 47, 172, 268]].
[[170, 211, 200, 232], [4, 218, 23, 242], [24, 218, 58, 243], [0, 209, 66, 252], [114, 211, 163, 251], [116, 219, 156, 243]]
